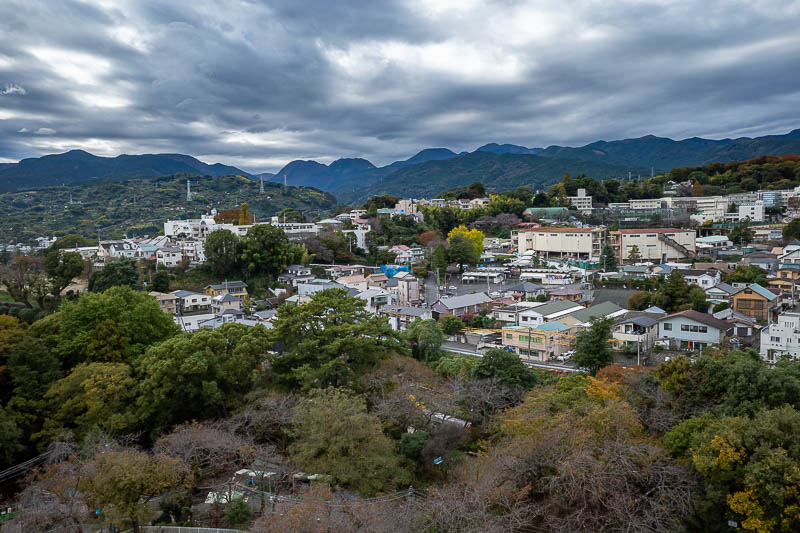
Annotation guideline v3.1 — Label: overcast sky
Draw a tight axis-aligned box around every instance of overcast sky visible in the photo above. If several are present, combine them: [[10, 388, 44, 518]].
[[1, 0, 799, 172]]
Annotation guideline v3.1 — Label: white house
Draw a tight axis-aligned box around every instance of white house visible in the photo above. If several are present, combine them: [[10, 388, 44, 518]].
[[657, 310, 730, 351], [760, 311, 800, 364], [681, 269, 722, 289], [156, 245, 183, 268], [517, 300, 584, 327]]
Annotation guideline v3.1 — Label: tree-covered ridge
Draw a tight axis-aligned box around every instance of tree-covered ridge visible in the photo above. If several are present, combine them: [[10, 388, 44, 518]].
[[666, 154, 800, 195], [0, 173, 337, 243]]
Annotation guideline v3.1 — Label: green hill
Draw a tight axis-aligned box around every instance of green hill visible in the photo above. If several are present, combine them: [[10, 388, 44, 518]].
[[346, 151, 649, 204], [0, 174, 337, 244]]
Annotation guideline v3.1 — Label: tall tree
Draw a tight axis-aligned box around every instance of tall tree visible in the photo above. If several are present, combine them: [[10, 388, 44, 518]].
[[239, 224, 293, 278], [447, 233, 480, 272], [267, 289, 402, 390], [404, 319, 445, 362], [204, 229, 239, 277], [472, 348, 538, 390], [600, 243, 617, 272], [572, 317, 614, 375], [44, 250, 86, 298], [729, 221, 754, 246], [432, 244, 448, 280], [627, 244, 641, 262], [447, 225, 484, 257]]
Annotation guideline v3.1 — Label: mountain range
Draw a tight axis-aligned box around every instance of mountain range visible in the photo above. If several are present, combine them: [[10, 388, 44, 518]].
[[2, 129, 799, 201], [0, 150, 251, 192]]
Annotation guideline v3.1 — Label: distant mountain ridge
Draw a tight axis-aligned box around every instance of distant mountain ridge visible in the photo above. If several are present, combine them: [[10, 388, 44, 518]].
[[0, 150, 251, 192], [476, 143, 543, 155]]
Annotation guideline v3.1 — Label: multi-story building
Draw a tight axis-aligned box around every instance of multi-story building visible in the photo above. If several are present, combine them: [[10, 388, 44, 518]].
[[689, 196, 729, 224], [628, 198, 663, 211], [610, 228, 696, 264], [204, 281, 248, 300], [501, 322, 572, 362], [517, 226, 605, 261], [568, 188, 593, 213], [156, 245, 183, 268], [731, 283, 779, 323], [760, 311, 800, 363], [172, 290, 212, 314], [149, 291, 179, 314]]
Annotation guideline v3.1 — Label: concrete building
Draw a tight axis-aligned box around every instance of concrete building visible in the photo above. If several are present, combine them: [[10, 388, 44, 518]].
[[610, 228, 696, 264], [568, 188, 593, 213], [612, 314, 659, 353], [172, 290, 212, 314], [150, 291, 179, 314], [760, 311, 800, 363], [517, 226, 605, 261], [501, 322, 572, 362], [156, 245, 183, 268]]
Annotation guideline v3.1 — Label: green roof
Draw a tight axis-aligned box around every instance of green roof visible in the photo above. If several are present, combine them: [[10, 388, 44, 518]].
[[522, 207, 569, 217], [566, 301, 624, 323], [528, 300, 582, 316], [746, 283, 778, 301]]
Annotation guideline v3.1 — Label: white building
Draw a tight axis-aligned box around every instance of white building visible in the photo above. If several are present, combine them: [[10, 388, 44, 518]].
[[610, 228, 696, 263], [156, 245, 183, 268], [657, 310, 730, 351], [568, 188, 593, 213], [517, 226, 605, 260], [760, 311, 800, 364]]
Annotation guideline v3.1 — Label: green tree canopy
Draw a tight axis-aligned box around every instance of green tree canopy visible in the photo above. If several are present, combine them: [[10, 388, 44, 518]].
[[89, 258, 139, 293], [204, 229, 239, 277], [44, 250, 86, 297], [404, 318, 445, 362], [238, 224, 293, 278], [447, 233, 480, 271], [136, 323, 270, 435], [57, 286, 179, 369], [289, 388, 410, 496], [600, 243, 617, 271], [440, 315, 466, 335], [267, 289, 402, 390], [472, 348, 538, 390]]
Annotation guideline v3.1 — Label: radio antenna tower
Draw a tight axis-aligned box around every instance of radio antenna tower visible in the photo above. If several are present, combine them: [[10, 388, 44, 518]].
[[186, 179, 192, 202], [260, 175, 265, 194]]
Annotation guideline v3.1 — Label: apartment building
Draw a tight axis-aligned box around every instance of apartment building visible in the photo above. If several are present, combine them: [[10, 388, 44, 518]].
[[501, 322, 572, 362], [610, 228, 696, 264], [760, 311, 800, 363], [517, 226, 605, 260], [568, 188, 593, 213]]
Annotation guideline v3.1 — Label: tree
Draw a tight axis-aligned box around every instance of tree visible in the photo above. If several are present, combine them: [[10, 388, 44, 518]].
[[689, 285, 708, 312], [440, 315, 465, 336], [81, 449, 192, 533], [692, 180, 703, 196], [37, 362, 138, 443], [57, 286, 178, 369], [447, 225, 484, 257], [627, 244, 641, 262], [267, 289, 402, 390], [44, 250, 86, 298], [472, 348, 538, 390], [627, 290, 651, 310], [289, 388, 410, 496], [238, 202, 251, 225], [404, 319, 445, 362], [726, 265, 768, 286], [432, 244, 448, 279], [447, 233, 479, 272], [0, 253, 46, 308], [572, 317, 614, 375], [600, 243, 617, 272], [713, 301, 730, 312], [136, 323, 270, 434], [239, 224, 293, 278], [277, 207, 306, 223], [226, 497, 252, 526], [204, 229, 239, 277], [150, 270, 170, 292], [651, 270, 691, 313], [783, 218, 800, 242], [89, 258, 139, 292], [729, 220, 754, 246]]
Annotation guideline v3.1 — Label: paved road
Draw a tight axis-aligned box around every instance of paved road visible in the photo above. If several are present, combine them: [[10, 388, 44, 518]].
[[441, 342, 581, 373]]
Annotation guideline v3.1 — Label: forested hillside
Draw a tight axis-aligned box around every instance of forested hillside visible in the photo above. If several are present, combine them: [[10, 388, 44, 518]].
[[0, 174, 337, 243]]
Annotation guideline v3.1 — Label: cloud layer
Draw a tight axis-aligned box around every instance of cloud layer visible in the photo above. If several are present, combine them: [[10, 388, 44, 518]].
[[1, 0, 799, 171]]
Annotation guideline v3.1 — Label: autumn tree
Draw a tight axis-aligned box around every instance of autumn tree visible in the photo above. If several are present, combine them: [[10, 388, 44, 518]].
[[289, 388, 410, 496], [447, 225, 484, 256], [81, 449, 192, 533], [447, 233, 479, 272]]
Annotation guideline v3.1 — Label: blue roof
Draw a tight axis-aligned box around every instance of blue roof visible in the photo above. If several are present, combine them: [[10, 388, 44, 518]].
[[747, 283, 778, 301], [534, 321, 571, 332], [643, 306, 666, 314]]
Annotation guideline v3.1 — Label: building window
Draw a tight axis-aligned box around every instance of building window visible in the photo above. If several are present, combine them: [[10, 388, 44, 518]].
[[506, 334, 512, 340], [699, 326, 708, 333], [772, 336, 781, 342], [663, 323, 672, 331], [681, 324, 690, 332]]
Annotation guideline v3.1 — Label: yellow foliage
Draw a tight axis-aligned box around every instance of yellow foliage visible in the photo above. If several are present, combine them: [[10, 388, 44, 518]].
[[710, 435, 747, 471], [447, 225, 484, 256], [728, 489, 776, 533]]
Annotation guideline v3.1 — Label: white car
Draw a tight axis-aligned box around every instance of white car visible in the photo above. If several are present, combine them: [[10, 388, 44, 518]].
[[448, 285, 458, 291], [556, 350, 575, 362]]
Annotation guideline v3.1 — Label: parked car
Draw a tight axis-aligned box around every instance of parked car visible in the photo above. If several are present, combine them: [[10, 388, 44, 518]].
[[448, 285, 458, 291], [556, 350, 575, 362]]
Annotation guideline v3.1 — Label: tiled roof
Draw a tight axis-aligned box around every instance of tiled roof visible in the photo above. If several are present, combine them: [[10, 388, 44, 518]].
[[660, 309, 730, 330]]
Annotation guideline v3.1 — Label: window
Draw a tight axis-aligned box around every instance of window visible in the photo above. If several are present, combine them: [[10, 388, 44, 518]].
[[771, 336, 781, 342], [506, 334, 513, 340], [663, 323, 672, 331], [699, 326, 707, 333], [681, 324, 690, 331], [690, 325, 700, 332]]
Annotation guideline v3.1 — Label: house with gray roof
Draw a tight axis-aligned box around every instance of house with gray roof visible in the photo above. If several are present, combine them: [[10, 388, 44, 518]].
[[380, 305, 433, 331], [613, 313, 660, 353], [431, 292, 493, 318], [515, 299, 584, 328], [561, 301, 627, 328], [657, 309, 732, 351]]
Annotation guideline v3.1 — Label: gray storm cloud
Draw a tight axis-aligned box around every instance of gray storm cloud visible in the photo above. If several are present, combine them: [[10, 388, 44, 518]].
[[0, 0, 799, 170]]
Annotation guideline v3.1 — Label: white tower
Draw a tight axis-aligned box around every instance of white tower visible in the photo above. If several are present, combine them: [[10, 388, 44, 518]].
[[260, 175, 265, 194], [186, 179, 192, 202]]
